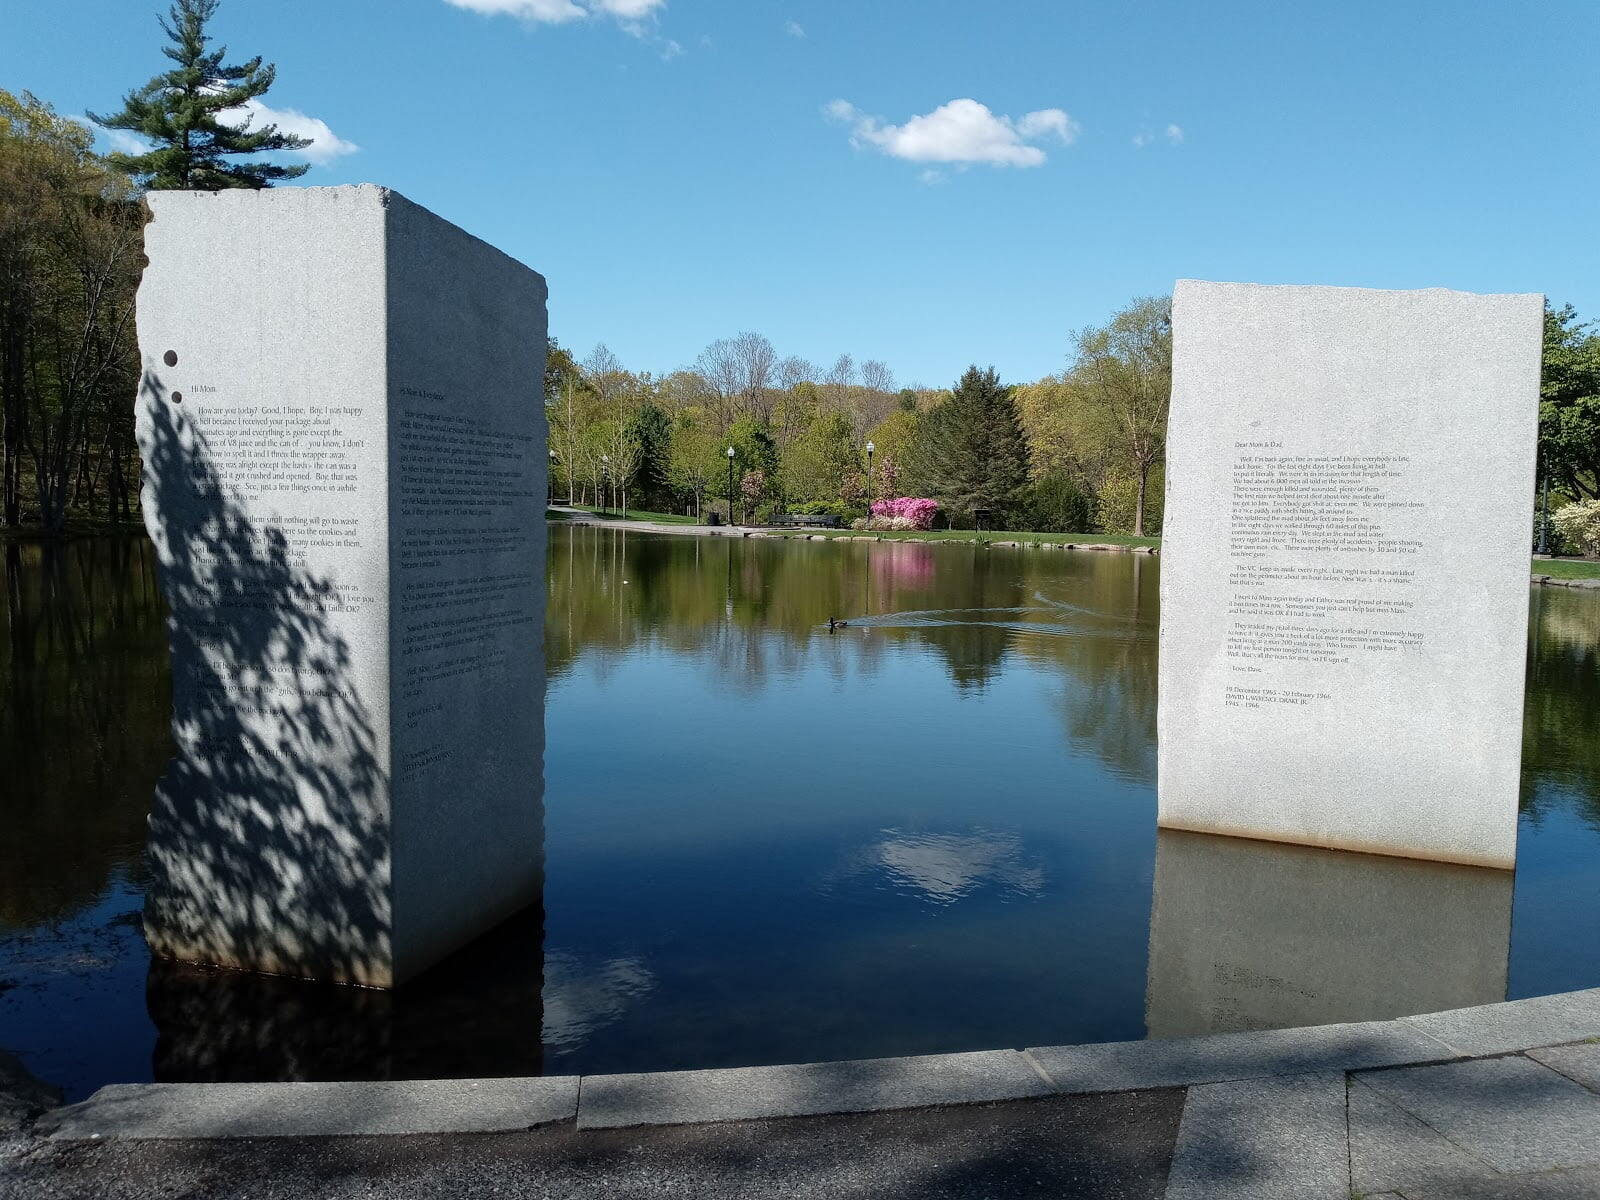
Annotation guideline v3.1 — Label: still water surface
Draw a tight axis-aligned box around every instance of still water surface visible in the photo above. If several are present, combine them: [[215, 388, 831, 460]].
[[3, 525, 1599, 1099]]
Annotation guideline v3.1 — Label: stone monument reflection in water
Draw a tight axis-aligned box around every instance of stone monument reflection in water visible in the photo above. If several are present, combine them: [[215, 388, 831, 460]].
[[137, 186, 546, 989], [1145, 830, 1513, 1037]]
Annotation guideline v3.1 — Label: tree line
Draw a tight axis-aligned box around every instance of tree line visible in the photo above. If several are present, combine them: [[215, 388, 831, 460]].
[[548, 295, 1175, 535], [3, 0, 1599, 539]]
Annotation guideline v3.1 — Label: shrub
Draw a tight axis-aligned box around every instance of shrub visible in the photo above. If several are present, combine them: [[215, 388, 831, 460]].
[[1552, 500, 1600, 558], [869, 497, 940, 530], [866, 515, 918, 531], [1017, 473, 1094, 533]]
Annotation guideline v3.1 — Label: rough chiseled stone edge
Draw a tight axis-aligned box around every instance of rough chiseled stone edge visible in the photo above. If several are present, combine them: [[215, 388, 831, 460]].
[[25, 989, 1600, 1140], [36, 1076, 578, 1141]]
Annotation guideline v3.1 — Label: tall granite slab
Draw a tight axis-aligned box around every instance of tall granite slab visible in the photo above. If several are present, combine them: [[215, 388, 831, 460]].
[[1145, 829, 1511, 1038], [137, 185, 546, 987], [1159, 281, 1542, 868]]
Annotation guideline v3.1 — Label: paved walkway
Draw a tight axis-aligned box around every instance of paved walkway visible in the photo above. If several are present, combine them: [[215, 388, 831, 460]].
[[7, 991, 1600, 1198]]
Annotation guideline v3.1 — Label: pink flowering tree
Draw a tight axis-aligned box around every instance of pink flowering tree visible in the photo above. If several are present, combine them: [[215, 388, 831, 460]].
[[869, 497, 940, 530]]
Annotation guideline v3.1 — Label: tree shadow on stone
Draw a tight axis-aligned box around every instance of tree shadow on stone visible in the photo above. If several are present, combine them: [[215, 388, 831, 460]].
[[138, 374, 389, 985]]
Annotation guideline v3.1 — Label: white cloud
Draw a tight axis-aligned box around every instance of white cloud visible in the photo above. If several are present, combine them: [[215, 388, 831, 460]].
[[89, 122, 152, 156], [659, 37, 682, 59], [825, 97, 1078, 168], [443, 0, 584, 20], [220, 99, 359, 164], [443, 0, 665, 30], [1134, 122, 1185, 149], [784, 19, 805, 38]]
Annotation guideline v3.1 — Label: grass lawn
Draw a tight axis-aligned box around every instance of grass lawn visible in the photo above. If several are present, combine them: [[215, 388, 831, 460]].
[[1536, 557, 1600, 580], [565, 503, 702, 525], [547, 509, 1599, 580], [787, 528, 1162, 548]]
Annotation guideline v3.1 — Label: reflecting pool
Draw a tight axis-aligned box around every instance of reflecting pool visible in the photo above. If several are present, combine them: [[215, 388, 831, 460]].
[[3, 526, 1599, 1099]]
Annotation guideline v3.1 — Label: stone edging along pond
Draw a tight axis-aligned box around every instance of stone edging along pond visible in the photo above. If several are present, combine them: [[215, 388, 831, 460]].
[[29, 986, 1600, 1140]]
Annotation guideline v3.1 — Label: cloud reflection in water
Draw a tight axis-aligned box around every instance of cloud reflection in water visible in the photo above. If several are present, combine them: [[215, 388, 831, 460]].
[[541, 951, 655, 1050], [828, 828, 1047, 907]]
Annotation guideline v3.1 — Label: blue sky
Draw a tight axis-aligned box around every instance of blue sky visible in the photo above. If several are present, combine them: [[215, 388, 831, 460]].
[[7, 0, 1598, 387]]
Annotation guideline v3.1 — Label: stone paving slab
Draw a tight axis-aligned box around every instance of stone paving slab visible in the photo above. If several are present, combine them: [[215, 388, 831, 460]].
[[1162, 1071, 1348, 1199], [1527, 1042, 1600, 1093], [35, 1077, 579, 1140], [1396, 1165, 1600, 1198], [1356, 1056, 1600, 1174], [575, 1051, 1051, 1129], [1026, 1020, 1451, 1093], [1403, 990, 1600, 1057], [2, 1089, 1187, 1200], [1348, 1075, 1496, 1196]]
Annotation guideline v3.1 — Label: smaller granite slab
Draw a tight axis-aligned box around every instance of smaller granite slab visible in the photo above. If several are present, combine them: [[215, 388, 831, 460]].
[[1026, 1020, 1450, 1093], [576, 1050, 1051, 1129], [1528, 1043, 1600, 1093], [1357, 1056, 1600, 1174], [36, 1077, 577, 1140], [1164, 1072, 1348, 1200], [1403, 989, 1600, 1056], [1400, 1166, 1600, 1199], [1349, 1076, 1497, 1195]]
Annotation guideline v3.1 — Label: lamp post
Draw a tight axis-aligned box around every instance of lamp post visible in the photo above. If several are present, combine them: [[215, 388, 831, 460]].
[[1539, 471, 1550, 555], [601, 453, 610, 517], [865, 440, 875, 521], [548, 448, 557, 503], [725, 445, 736, 526]]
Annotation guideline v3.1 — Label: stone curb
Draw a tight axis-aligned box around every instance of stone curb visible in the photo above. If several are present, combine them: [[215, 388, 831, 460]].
[[30, 988, 1600, 1140], [576, 1049, 1052, 1130], [35, 1077, 578, 1140]]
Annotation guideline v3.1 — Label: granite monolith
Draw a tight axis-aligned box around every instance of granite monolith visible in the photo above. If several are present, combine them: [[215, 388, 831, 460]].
[[137, 185, 546, 987], [1159, 280, 1542, 868]]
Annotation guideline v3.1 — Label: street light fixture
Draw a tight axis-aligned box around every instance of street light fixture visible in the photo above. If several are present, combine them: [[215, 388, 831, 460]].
[[601, 453, 610, 517], [725, 445, 737, 527], [548, 448, 557, 503], [865, 440, 875, 517]]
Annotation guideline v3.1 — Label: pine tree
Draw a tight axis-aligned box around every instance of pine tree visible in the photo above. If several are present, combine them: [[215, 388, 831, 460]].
[[90, 0, 310, 190], [918, 366, 1030, 527]]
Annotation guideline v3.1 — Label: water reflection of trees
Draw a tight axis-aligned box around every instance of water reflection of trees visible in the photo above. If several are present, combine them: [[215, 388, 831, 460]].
[[1523, 586, 1600, 828], [0, 538, 170, 931], [546, 526, 1161, 781]]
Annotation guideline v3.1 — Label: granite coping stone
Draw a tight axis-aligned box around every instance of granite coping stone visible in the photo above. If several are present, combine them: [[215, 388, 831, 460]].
[[1026, 1019, 1454, 1093], [1401, 989, 1600, 1057], [574, 1050, 1053, 1130], [25, 991, 1600, 1141], [35, 1077, 579, 1140]]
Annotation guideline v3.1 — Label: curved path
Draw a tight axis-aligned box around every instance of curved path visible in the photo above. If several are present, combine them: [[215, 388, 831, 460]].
[[6, 987, 1600, 1197]]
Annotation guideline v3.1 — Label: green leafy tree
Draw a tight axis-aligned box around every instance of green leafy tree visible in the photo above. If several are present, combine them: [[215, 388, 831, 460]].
[[1068, 296, 1172, 536], [90, 0, 310, 190], [626, 401, 674, 511], [784, 409, 857, 502], [0, 90, 143, 532], [1538, 303, 1600, 503], [915, 366, 1030, 527]]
